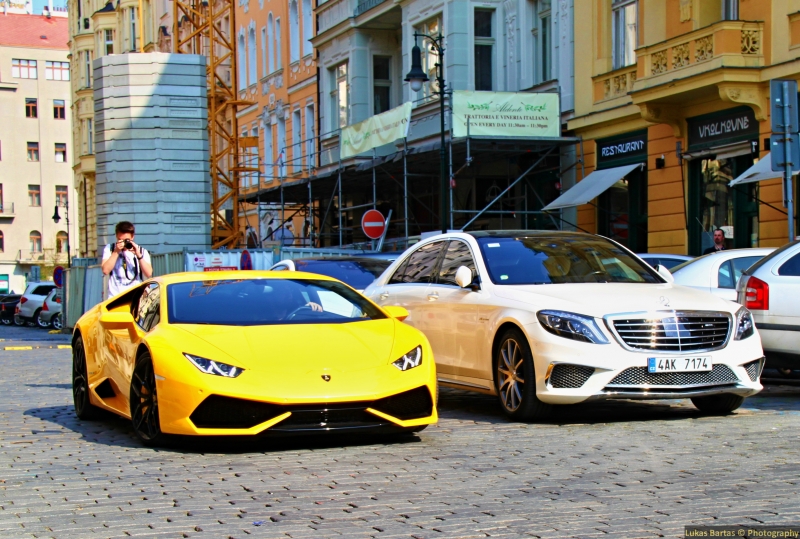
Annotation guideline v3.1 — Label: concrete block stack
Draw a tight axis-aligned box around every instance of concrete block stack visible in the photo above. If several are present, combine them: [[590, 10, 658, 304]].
[[93, 52, 211, 253]]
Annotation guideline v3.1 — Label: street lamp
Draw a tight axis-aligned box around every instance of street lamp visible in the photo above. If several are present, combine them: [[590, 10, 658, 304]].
[[51, 201, 71, 268], [405, 32, 448, 234]]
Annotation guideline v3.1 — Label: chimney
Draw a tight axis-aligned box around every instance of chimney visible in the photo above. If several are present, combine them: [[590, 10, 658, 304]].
[[47, 0, 52, 16]]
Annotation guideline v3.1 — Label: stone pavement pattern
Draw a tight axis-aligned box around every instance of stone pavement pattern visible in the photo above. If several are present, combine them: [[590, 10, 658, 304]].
[[0, 341, 799, 538]]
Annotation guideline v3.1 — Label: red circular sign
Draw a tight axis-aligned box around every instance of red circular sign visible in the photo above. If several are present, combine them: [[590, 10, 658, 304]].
[[361, 209, 386, 240]]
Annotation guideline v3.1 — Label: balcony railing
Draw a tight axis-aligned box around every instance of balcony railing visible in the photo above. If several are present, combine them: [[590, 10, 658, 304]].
[[354, 0, 386, 16], [0, 203, 15, 217], [16, 249, 69, 264], [593, 65, 637, 103], [635, 20, 763, 85]]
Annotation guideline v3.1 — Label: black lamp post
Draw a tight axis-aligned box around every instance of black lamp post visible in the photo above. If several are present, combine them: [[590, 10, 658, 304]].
[[405, 32, 448, 234], [51, 201, 71, 268]]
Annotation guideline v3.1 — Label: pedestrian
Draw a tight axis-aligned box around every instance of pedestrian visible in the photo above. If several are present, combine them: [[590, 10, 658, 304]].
[[702, 228, 727, 255], [101, 221, 153, 298]]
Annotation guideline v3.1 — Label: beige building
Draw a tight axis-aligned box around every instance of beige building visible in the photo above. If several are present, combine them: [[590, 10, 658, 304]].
[[0, 12, 76, 293], [67, 0, 173, 257]]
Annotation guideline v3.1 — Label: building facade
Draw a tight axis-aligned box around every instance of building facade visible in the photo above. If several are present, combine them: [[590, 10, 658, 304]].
[[234, 0, 318, 247], [0, 12, 76, 293], [570, 0, 798, 256], [67, 0, 173, 257]]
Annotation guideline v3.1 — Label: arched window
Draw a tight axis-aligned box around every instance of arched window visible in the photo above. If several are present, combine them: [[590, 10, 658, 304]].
[[302, 0, 313, 57], [29, 230, 42, 252], [267, 13, 274, 73], [237, 31, 246, 90], [289, 1, 299, 63], [275, 18, 282, 69], [0, 231, 4, 253], [56, 231, 68, 253], [261, 26, 267, 77], [248, 26, 257, 86]]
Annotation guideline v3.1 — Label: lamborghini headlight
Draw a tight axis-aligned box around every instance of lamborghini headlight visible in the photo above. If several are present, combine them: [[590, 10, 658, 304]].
[[392, 346, 422, 371], [734, 307, 755, 341], [184, 353, 244, 378], [537, 310, 610, 344]]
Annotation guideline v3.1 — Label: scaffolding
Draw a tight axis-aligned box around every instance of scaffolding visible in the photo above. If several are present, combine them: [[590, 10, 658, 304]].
[[173, 0, 253, 248], [239, 96, 582, 250]]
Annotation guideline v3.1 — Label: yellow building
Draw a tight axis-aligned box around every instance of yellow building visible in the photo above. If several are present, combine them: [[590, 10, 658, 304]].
[[569, 0, 798, 255], [67, 0, 172, 257]]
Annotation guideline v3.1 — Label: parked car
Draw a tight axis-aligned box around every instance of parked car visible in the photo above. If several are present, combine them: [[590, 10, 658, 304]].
[[15, 282, 57, 327], [0, 295, 21, 325], [736, 240, 800, 373], [637, 253, 694, 270], [37, 288, 63, 330], [670, 248, 774, 302], [270, 257, 394, 291], [365, 230, 764, 421]]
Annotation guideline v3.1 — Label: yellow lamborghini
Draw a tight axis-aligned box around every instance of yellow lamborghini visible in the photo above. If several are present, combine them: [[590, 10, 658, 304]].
[[71, 271, 438, 445]]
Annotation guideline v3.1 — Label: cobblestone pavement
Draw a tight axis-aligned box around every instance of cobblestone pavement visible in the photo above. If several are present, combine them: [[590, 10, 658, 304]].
[[1, 344, 799, 539]]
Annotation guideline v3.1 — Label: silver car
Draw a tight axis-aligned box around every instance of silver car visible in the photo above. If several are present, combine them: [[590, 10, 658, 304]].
[[15, 282, 57, 327], [737, 240, 800, 374], [37, 288, 63, 330]]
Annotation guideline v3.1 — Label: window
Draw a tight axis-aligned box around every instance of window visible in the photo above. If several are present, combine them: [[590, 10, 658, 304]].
[[438, 241, 477, 286], [532, 0, 552, 84], [612, 0, 637, 69], [779, 253, 800, 276], [12, 59, 37, 79], [251, 123, 259, 186], [45, 61, 70, 80], [261, 26, 267, 77], [373, 56, 391, 114], [56, 231, 68, 253], [27, 143, 39, 162], [55, 144, 67, 162], [129, 7, 138, 51], [83, 50, 93, 87], [56, 185, 68, 206], [331, 63, 348, 130], [248, 26, 257, 86], [275, 18, 282, 69], [0, 184, 3, 211], [105, 29, 114, 55], [474, 10, 494, 91], [237, 32, 247, 90], [87, 118, 93, 153], [267, 14, 275, 72], [29, 185, 41, 206], [263, 119, 273, 178], [415, 17, 442, 98], [0, 232, 4, 253], [302, 0, 313, 57], [53, 99, 66, 119], [134, 283, 161, 332], [277, 114, 286, 177], [305, 104, 315, 170], [388, 241, 445, 284], [29, 231, 42, 253], [25, 98, 38, 118], [292, 108, 302, 172], [289, 0, 299, 63], [722, 0, 739, 20]]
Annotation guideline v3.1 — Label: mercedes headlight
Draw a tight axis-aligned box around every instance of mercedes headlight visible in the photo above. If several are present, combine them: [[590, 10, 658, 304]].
[[392, 346, 422, 371], [734, 307, 755, 341], [536, 310, 610, 344], [184, 353, 244, 378]]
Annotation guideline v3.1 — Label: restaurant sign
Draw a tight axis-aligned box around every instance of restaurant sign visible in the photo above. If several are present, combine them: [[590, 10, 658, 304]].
[[687, 107, 759, 150], [452, 91, 560, 138], [596, 130, 648, 168]]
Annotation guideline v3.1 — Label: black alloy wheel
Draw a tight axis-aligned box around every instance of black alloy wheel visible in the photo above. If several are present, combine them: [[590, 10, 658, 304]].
[[691, 393, 745, 414], [130, 351, 163, 445], [494, 328, 552, 421], [72, 335, 103, 420], [52, 313, 63, 331]]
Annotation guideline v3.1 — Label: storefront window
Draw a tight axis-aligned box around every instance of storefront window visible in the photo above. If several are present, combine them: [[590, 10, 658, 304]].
[[699, 158, 735, 251]]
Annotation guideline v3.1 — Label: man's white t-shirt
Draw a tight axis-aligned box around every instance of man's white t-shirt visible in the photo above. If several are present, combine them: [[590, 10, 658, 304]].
[[102, 244, 151, 298]]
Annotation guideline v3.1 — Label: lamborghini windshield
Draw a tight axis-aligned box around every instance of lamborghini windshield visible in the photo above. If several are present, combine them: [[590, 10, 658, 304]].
[[167, 278, 386, 325], [477, 235, 661, 285]]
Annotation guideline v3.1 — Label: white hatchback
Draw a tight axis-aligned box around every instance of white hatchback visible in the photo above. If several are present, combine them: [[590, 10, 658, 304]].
[[364, 231, 765, 421]]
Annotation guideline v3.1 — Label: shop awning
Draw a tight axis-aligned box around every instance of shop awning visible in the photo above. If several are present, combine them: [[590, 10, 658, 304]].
[[729, 153, 796, 186], [542, 163, 642, 211]]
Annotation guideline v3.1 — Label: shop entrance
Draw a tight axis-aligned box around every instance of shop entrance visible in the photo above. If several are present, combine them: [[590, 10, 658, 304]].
[[597, 165, 648, 252]]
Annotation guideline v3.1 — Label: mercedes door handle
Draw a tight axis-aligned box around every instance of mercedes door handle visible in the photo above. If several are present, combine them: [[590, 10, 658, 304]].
[[427, 292, 439, 301]]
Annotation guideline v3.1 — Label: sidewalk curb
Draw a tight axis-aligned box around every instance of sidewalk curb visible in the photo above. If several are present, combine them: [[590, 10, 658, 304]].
[[2, 344, 71, 351]]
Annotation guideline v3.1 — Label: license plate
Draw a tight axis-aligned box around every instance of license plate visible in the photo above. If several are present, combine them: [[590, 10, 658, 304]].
[[647, 356, 711, 373]]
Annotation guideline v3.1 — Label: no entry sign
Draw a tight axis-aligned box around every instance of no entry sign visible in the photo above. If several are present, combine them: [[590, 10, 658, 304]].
[[361, 209, 386, 240]]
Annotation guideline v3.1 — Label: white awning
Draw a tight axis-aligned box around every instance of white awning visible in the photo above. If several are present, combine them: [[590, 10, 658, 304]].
[[729, 153, 796, 186], [542, 163, 641, 211]]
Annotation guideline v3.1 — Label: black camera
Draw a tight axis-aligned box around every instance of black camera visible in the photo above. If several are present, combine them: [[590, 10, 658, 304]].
[[123, 240, 134, 250]]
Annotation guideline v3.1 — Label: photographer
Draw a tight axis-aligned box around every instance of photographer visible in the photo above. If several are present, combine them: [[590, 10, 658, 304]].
[[101, 221, 153, 298]]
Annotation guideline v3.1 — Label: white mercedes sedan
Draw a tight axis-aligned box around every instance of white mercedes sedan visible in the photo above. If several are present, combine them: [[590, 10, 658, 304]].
[[364, 231, 765, 421]]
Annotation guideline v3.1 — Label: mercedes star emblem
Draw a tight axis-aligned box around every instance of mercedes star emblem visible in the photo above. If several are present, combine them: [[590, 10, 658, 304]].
[[659, 295, 670, 307], [321, 374, 331, 382]]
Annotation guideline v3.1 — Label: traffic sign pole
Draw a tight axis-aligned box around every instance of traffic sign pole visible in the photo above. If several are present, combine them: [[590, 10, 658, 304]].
[[783, 81, 796, 241]]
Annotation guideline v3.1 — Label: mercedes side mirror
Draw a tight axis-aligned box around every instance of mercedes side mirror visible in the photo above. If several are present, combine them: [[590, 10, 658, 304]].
[[655, 264, 675, 283]]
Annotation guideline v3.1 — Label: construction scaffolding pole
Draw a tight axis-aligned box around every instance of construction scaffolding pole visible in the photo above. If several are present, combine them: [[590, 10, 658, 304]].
[[173, 0, 250, 248]]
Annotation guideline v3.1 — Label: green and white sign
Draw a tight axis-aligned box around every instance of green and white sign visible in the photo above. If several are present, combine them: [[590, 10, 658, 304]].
[[452, 91, 560, 139], [340, 102, 413, 159]]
